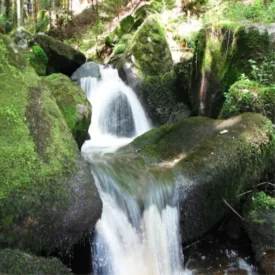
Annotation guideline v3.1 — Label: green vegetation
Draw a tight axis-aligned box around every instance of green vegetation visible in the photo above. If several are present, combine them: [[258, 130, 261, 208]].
[[219, 79, 275, 121], [204, 0, 275, 25], [250, 192, 275, 212], [24, 45, 48, 76]]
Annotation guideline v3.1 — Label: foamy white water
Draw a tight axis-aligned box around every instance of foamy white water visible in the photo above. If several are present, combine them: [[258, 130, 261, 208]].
[[80, 64, 187, 275], [81, 66, 150, 154]]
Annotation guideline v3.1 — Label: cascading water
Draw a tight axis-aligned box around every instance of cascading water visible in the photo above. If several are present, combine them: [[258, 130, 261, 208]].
[[80, 65, 187, 275]]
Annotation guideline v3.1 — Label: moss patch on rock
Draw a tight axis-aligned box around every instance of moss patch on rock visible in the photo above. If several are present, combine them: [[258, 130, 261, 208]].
[[0, 35, 92, 252], [140, 71, 189, 124], [23, 45, 48, 76], [243, 192, 275, 261], [124, 15, 173, 77], [0, 249, 72, 274], [44, 73, 91, 148], [219, 79, 275, 122]]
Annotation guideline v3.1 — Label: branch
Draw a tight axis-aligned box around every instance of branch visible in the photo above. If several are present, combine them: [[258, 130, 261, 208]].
[[222, 198, 244, 220], [237, 181, 275, 198]]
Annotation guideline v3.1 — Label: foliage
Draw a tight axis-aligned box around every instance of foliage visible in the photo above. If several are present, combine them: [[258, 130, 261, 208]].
[[249, 54, 275, 85], [219, 79, 275, 121], [24, 45, 48, 76], [0, 14, 12, 34], [251, 192, 275, 212], [204, 0, 275, 25]]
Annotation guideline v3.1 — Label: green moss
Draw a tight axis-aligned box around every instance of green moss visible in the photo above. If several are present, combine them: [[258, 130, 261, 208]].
[[219, 79, 275, 122], [0, 34, 26, 70], [125, 15, 173, 76], [24, 45, 48, 76], [0, 249, 72, 274], [0, 35, 80, 252], [43, 73, 91, 148], [140, 71, 180, 123], [243, 191, 275, 258]]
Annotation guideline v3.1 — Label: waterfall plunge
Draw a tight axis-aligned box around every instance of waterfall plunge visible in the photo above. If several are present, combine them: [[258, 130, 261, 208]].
[[81, 67, 150, 154], [80, 65, 187, 275]]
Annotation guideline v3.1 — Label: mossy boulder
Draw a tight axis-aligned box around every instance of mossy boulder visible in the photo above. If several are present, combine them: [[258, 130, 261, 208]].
[[126, 113, 274, 242], [34, 33, 86, 76], [23, 45, 48, 76], [123, 15, 173, 77], [0, 249, 72, 274], [44, 73, 91, 148], [0, 35, 101, 253], [106, 15, 135, 47], [219, 79, 275, 122], [243, 192, 275, 266], [190, 24, 272, 118], [140, 71, 191, 124], [116, 16, 183, 124]]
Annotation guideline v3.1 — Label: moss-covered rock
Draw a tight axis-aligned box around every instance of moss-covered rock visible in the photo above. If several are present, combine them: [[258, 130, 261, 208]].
[[0, 35, 101, 253], [115, 16, 182, 124], [44, 73, 91, 148], [34, 33, 86, 76], [219, 79, 275, 122], [126, 113, 274, 242], [140, 71, 191, 124], [23, 45, 48, 76], [0, 249, 72, 274], [124, 15, 173, 76], [191, 24, 272, 118], [243, 192, 275, 262]]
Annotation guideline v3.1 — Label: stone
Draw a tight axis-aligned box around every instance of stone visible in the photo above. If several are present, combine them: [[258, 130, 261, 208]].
[[11, 27, 33, 50], [0, 35, 101, 254], [34, 33, 86, 76], [0, 249, 72, 274], [124, 113, 274, 243]]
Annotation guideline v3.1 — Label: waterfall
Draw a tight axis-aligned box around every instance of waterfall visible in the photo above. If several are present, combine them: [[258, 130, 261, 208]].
[[81, 66, 151, 154], [80, 65, 187, 275]]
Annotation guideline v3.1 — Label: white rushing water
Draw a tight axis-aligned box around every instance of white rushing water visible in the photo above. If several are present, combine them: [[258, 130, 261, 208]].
[[81, 66, 150, 154], [80, 65, 186, 275]]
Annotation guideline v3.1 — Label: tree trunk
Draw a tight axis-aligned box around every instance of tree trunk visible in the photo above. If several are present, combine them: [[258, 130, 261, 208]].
[[33, 0, 37, 24], [17, 0, 21, 26]]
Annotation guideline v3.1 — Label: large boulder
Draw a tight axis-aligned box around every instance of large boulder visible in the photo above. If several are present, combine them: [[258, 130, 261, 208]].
[[0, 249, 71, 274], [71, 61, 101, 85], [126, 113, 274, 242], [0, 34, 101, 253], [115, 15, 189, 124], [34, 33, 86, 76], [44, 73, 91, 148], [190, 24, 273, 118]]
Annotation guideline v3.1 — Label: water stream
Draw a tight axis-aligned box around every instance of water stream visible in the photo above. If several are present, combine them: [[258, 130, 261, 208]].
[[79, 65, 256, 275], [80, 66, 186, 275]]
